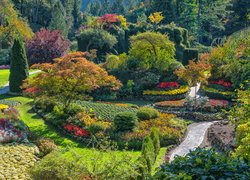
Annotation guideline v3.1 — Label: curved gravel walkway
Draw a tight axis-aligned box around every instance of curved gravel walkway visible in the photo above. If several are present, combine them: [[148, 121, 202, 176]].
[[169, 121, 215, 162]]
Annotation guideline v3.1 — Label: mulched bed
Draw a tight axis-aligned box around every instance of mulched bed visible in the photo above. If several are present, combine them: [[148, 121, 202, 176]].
[[207, 121, 236, 153]]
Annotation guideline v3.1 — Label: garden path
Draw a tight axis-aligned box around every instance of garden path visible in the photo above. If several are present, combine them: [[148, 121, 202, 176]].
[[169, 121, 215, 162], [0, 70, 41, 95]]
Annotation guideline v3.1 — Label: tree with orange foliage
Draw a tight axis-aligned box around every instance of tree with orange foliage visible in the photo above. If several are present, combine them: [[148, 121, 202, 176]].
[[174, 58, 211, 98], [23, 52, 121, 109]]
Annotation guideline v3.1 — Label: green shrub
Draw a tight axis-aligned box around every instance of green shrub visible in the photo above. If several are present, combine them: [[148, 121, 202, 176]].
[[36, 138, 57, 157], [141, 136, 155, 173], [0, 48, 10, 65], [183, 48, 199, 65], [137, 107, 159, 120], [87, 123, 106, 134], [113, 112, 138, 132], [34, 96, 58, 112], [154, 148, 249, 179], [150, 128, 161, 157]]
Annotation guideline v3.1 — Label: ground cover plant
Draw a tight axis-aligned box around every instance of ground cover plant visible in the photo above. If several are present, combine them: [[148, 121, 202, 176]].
[[0, 143, 39, 179], [154, 148, 250, 179]]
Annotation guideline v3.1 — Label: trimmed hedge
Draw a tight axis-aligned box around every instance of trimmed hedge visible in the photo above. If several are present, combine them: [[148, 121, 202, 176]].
[[137, 107, 159, 120], [114, 112, 138, 132]]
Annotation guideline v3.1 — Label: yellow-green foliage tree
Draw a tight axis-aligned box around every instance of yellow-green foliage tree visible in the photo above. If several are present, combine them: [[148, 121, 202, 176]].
[[229, 86, 250, 161], [129, 32, 175, 71], [0, 0, 33, 48], [23, 52, 121, 109]]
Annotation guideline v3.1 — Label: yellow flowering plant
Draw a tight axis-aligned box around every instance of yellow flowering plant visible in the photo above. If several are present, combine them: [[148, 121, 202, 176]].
[[0, 104, 9, 111], [143, 86, 189, 96]]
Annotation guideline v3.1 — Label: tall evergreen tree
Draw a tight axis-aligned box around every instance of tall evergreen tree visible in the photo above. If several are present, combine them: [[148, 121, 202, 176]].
[[86, 0, 101, 16], [72, 0, 82, 29], [151, 0, 177, 24], [227, 0, 250, 34], [9, 39, 29, 93], [111, 0, 126, 14], [49, 1, 68, 37], [100, 0, 111, 15]]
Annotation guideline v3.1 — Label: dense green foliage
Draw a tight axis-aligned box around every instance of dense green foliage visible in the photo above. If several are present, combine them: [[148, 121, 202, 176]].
[[229, 87, 250, 161], [77, 28, 117, 62], [9, 39, 29, 93], [114, 111, 138, 132], [154, 148, 250, 179], [129, 32, 176, 71], [137, 107, 159, 120]]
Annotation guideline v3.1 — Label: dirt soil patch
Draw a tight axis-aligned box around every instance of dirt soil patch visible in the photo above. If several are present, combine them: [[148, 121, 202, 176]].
[[207, 121, 236, 153]]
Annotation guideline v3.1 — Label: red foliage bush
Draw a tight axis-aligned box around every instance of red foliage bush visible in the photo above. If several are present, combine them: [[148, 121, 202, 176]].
[[98, 14, 119, 24], [26, 28, 70, 65]]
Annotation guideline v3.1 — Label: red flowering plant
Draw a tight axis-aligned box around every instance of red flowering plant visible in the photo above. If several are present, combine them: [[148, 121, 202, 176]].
[[209, 99, 229, 108], [63, 123, 90, 138], [156, 82, 180, 90], [209, 80, 232, 88]]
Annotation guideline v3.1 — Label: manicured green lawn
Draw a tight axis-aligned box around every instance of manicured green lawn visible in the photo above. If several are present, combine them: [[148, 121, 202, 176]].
[[0, 69, 40, 88], [0, 69, 9, 87]]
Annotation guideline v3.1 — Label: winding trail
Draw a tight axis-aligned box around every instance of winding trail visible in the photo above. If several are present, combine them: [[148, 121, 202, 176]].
[[169, 121, 215, 161], [0, 70, 41, 95]]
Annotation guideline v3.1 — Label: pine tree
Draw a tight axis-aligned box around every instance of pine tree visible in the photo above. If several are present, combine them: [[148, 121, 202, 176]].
[[86, 0, 101, 16], [151, 0, 177, 24], [49, 1, 68, 37], [100, 0, 111, 15], [9, 39, 29, 93], [111, 0, 126, 15]]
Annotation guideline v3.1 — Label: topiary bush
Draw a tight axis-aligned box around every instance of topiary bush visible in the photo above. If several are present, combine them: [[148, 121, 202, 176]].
[[137, 107, 159, 120], [113, 111, 138, 132], [9, 39, 29, 93]]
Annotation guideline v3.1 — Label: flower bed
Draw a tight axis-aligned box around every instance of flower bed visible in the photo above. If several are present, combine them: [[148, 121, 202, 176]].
[[34, 100, 187, 150], [0, 100, 21, 107], [0, 108, 29, 143], [201, 86, 235, 100], [143, 86, 189, 101], [0, 65, 10, 69], [156, 82, 180, 89], [0, 143, 39, 179], [111, 113, 187, 149], [76, 101, 138, 121]]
